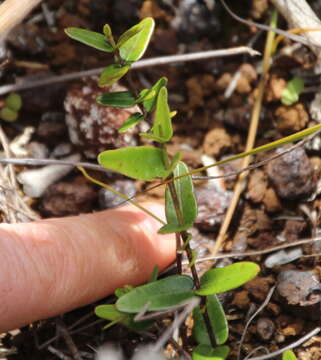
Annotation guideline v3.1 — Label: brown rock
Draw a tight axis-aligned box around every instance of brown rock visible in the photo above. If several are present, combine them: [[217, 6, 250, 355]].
[[263, 187, 282, 212], [265, 76, 286, 102], [267, 147, 316, 200], [64, 78, 140, 158], [256, 317, 275, 341], [203, 128, 232, 157], [42, 181, 97, 217], [276, 270, 321, 320], [274, 103, 309, 134], [247, 170, 267, 203], [245, 276, 275, 301], [232, 290, 250, 309]]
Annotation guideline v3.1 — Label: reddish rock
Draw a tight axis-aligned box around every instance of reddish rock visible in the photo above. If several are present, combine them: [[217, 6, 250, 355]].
[[267, 147, 316, 200], [42, 181, 97, 217], [64, 78, 140, 158]]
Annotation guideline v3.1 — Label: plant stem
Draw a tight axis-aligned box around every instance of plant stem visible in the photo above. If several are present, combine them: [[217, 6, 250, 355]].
[[162, 145, 216, 348]]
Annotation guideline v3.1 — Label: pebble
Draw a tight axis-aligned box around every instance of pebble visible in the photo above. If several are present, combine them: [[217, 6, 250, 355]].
[[64, 78, 140, 158], [99, 180, 136, 210], [194, 182, 232, 231], [267, 147, 316, 200], [41, 181, 97, 217], [37, 112, 67, 140], [264, 248, 303, 268], [276, 270, 321, 320], [256, 317, 275, 341]]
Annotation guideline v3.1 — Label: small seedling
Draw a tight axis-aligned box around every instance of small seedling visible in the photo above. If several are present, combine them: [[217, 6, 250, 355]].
[[0, 92, 22, 122], [65, 18, 268, 359]]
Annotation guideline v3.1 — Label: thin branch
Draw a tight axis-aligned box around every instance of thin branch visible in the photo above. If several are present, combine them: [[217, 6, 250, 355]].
[[0, 46, 259, 96], [219, 0, 316, 48], [181, 236, 321, 265], [238, 286, 276, 360]]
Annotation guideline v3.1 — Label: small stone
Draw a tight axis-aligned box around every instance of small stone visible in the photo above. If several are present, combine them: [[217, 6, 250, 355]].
[[51, 143, 73, 158], [26, 141, 49, 159], [262, 187, 282, 212], [276, 270, 321, 320], [245, 276, 275, 301], [41, 181, 97, 217], [274, 103, 309, 134], [195, 182, 232, 231], [265, 76, 286, 102], [267, 147, 316, 200], [247, 170, 267, 203], [256, 317, 275, 341], [99, 180, 136, 210], [64, 78, 140, 158], [37, 112, 67, 139], [203, 128, 232, 157], [265, 248, 303, 268]]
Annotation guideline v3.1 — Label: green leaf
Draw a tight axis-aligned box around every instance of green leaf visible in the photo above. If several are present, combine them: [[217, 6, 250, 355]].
[[149, 265, 159, 283], [116, 275, 195, 313], [65, 27, 113, 52], [118, 113, 144, 133], [115, 285, 134, 298], [98, 146, 167, 180], [150, 86, 173, 143], [158, 222, 193, 234], [0, 107, 18, 122], [118, 18, 155, 62], [97, 91, 136, 108], [95, 304, 125, 322], [98, 64, 130, 87], [95, 304, 153, 331], [196, 262, 260, 296], [136, 89, 156, 103], [142, 77, 168, 112], [103, 24, 112, 38], [281, 77, 304, 106], [282, 350, 297, 360], [162, 161, 197, 233], [5, 93, 22, 111], [192, 345, 229, 360], [193, 295, 228, 346]]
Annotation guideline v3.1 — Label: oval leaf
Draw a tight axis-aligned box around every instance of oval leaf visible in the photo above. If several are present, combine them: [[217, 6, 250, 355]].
[[151, 86, 173, 143], [95, 304, 125, 322], [192, 345, 229, 360], [119, 18, 155, 62], [5, 93, 22, 112], [98, 146, 167, 180], [118, 113, 144, 133], [65, 27, 113, 52], [116, 275, 194, 313], [97, 91, 136, 108], [196, 262, 260, 296], [98, 64, 130, 87], [193, 295, 228, 346], [158, 222, 193, 234], [282, 350, 297, 360], [142, 77, 168, 112], [163, 161, 197, 233]]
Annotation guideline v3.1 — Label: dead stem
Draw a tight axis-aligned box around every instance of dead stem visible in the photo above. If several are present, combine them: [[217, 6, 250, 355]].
[[210, 9, 278, 259]]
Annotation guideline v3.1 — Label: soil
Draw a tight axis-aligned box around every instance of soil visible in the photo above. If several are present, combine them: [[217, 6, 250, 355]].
[[1, 0, 321, 359]]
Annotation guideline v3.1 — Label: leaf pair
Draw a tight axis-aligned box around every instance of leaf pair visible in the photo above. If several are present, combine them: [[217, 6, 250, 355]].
[[65, 18, 155, 87]]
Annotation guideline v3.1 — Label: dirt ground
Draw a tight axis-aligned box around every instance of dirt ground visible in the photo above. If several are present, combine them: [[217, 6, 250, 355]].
[[1, 0, 321, 359]]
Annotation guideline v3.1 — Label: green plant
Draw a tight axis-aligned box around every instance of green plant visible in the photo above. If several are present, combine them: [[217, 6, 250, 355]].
[[0, 92, 22, 122], [65, 19, 321, 359], [282, 350, 297, 360]]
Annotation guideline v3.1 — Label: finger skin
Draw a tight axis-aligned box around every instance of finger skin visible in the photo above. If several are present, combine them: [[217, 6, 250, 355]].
[[0, 203, 175, 332]]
